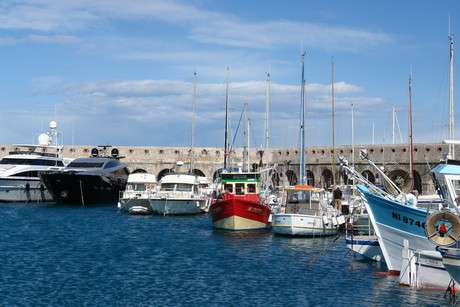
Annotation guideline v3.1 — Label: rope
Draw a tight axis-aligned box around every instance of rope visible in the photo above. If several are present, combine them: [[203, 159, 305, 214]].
[[79, 180, 85, 206], [444, 278, 458, 306], [307, 233, 342, 267]]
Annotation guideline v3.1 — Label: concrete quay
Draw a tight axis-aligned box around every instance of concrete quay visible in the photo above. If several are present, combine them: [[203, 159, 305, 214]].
[[3, 142, 453, 195]]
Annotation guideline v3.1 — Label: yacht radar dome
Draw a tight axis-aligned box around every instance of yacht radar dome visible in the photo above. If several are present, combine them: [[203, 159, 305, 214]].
[[38, 133, 50, 146], [49, 121, 57, 129]]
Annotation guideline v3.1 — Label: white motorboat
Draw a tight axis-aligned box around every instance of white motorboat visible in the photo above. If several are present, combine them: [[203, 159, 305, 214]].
[[118, 173, 157, 214], [0, 121, 68, 203], [272, 185, 345, 237], [149, 172, 212, 215]]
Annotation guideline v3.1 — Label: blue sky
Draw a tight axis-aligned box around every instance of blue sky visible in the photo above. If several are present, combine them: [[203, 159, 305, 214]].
[[0, 1, 458, 150]]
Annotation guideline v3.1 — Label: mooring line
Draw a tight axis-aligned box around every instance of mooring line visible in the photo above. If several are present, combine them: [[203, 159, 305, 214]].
[[307, 233, 342, 268]]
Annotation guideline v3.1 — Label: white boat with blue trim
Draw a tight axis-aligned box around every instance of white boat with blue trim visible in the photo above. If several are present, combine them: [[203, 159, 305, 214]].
[[339, 153, 452, 290], [273, 185, 345, 237]]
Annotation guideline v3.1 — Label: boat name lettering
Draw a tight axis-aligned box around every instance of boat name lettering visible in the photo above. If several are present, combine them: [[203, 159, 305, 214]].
[[391, 212, 425, 228], [247, 207, 262, 214]]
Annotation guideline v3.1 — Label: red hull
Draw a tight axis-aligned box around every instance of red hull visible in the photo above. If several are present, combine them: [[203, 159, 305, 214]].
[[210, 194, 271, 230]]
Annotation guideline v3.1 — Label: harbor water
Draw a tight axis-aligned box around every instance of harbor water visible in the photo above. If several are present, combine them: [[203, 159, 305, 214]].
[[0, 204, 452, 306]]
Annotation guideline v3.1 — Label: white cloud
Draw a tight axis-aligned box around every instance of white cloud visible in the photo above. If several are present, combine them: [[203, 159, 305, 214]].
[[0, 0, 395, 54]]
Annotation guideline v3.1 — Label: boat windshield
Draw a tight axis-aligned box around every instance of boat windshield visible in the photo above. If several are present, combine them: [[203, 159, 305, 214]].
[[0, 158, 64, 167], [103, 160, 121, 169], [67, 161, 104, 168], [135, 183, 148, 191], [161, 183, 193, 192]]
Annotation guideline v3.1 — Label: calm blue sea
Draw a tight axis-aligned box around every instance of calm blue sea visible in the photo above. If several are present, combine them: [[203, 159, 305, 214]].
[[0, 204, 451, 306]]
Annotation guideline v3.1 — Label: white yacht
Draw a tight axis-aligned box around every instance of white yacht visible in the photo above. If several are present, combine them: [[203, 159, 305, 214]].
[[0, 121, 68, 203]]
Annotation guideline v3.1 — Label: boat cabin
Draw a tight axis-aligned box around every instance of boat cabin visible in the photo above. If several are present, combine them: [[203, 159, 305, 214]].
[[280, 186, 325, 215], [125, 173, 157, 192], [219, 172, 260, 197]]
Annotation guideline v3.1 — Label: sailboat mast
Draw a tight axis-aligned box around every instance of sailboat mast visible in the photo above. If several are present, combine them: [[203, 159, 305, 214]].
[[300, 51, 306, 185], [247, 109, 251, 171], [331, 59, 336, 187], [264, 72, 270, 166], [243, 103, 249, 171], [409, 73, 414, 187], [449, 31, 455, 159], [392, 107, 395, 145], [351, 102, 355, 169], [190, 71, 197, 173], [224, 67, 230, 169]]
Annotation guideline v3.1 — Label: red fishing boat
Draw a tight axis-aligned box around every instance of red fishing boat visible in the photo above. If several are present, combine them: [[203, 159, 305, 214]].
[[210, 68, 273, 230], [210, 171, 272, 230]]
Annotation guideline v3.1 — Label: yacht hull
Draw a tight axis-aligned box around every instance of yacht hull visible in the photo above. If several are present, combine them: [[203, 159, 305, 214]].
[[40, 172, 127, 205], [0, 178, 53, 203]]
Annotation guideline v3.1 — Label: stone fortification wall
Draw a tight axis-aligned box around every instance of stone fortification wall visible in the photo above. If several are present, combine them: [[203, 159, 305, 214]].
[[0, 142, 452, 195]]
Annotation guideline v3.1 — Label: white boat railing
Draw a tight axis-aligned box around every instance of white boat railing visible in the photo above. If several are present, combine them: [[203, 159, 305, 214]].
[[339, 155, 457, 214], [338, 155, 400, 202]]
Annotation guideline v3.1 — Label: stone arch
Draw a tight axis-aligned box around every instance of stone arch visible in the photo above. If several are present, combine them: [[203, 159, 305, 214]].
[[131, 169, 147, 174], [285, 170, 297, 185], [361, 170, 375, 184], [191, 168, 206, 177], [321, 169, 333, 189], [158, 168, 174, 181], [413, 170, 422, 195], [305, 170, 315, 186]]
